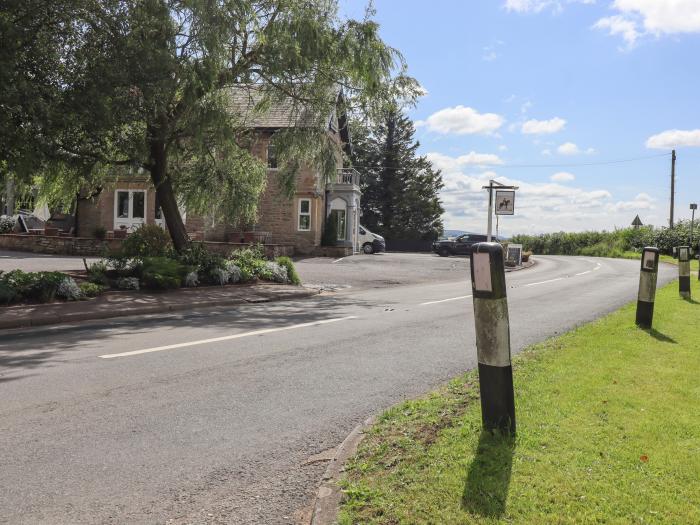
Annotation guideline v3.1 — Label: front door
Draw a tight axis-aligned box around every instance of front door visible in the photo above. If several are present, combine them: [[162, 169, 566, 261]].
[[331, 209, 346, 241], [114, 190, 146, 231]]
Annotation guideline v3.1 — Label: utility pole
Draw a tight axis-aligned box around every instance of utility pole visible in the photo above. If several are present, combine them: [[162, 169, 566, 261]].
[[670, 149, 676, 229]]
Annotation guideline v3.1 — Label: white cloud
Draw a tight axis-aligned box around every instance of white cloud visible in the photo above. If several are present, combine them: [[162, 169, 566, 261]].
[[550, 171, 576, 182], [646, 129, 700, 149], [521, 117, 567, 135], [594, 0, 700, 47], [557, 142, 581, 155], [542, 148, 552, 156], [498, 145, 509, 151], [504, 0, 594, 14], [593, 15, 641, 48], [610, 192, 656, 212], [431, 154, 644, 235], [427, 152, 504, 171], [417, 106, 505, 135]]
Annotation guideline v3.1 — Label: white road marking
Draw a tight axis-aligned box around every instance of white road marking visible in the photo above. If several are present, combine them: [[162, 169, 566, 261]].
[[593, 263, 602, 271], [575, 271, 591, 276], [99, 316, 358, 359], [525, 277, 565, 287], [332, 257, 345, 264], [420, 295, 472, 306]]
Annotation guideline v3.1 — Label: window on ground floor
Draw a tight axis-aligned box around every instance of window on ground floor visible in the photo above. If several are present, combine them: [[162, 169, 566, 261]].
[[298, 198, 311, 231]]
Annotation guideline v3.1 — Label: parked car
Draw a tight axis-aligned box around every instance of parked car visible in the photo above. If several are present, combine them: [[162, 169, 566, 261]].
[[358, 225, 386, 254], [432, 233, 501, 257]]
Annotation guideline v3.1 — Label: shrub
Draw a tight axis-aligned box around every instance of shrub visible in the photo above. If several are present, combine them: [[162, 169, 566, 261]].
[[0, 269, 34, 296], [57, 277, 82, 301], [0, 216, 15, 234], [184, 271, 199, 287], [262, 261, 288, 283], [87, 260, 110, 285], [105, 253, 136, 277], [275, 257, 301, 285], [79, 282, 105, 297], [26, 272, 65, 302], [178, 243, 227, 282], [230, 245, 266, 280], [121, 224, 173, 258], [225, 262, 242, 284], [93, 226, 107, 240], [210, 267, 230, 286], [140, 257, 186, 290], [116, 277, 140, 290], [0, 281, 17, 305]]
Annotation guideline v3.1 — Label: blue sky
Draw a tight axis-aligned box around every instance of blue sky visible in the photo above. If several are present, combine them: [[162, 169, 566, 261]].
[[339, 0, 700, 235]]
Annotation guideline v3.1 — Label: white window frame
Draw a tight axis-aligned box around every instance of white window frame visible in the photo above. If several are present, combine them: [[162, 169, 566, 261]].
[[298, 198, 311, 231], [114, 189, 147, 231]]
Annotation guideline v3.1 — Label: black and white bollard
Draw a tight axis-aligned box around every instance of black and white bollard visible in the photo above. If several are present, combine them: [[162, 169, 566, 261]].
[[636, 247, 659, 328], [678, 246, 691, 299], [469, 242, 515, 435]]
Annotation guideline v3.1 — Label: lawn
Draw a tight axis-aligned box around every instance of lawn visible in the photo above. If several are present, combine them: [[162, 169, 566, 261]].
[[338, 278, 700, 524]]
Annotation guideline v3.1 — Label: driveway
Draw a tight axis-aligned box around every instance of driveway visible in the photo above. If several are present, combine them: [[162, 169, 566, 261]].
[[0, 250, 100, 273], [295, 251, 469, 290]]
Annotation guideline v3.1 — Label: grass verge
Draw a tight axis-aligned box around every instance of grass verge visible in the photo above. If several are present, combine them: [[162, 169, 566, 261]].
[[338, 279, 700, 524]]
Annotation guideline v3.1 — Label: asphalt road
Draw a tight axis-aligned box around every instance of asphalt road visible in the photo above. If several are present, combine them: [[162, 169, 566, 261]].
[[0, 256, 676, 524]]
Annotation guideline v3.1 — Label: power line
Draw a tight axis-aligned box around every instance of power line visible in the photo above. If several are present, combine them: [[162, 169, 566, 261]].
[[350, 152, 671, 171]]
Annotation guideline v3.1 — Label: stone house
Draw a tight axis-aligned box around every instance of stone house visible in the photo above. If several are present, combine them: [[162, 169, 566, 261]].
[[75, 89, 361, 255]]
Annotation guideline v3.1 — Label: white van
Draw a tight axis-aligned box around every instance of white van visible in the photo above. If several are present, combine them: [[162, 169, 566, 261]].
[[357, 225, 386, 254]]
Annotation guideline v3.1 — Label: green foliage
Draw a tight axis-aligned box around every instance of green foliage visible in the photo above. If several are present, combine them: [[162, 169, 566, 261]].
[[140, 257, 187, 290], [512, 221, 698, 258], [79, 282, 105, 298], [351, 111, 444, 241], [0, 281, 17, 305], [0, 269, 65, 303], [275, 256, 301, 285], [3, 1, 414, 251], [121, 224, 172, 259], [177, 243, 227, 283], [87, 260, 110, 285], [322, 215, 338, 246], [0, 216, 15, 233], [230, 245, 266, 281]]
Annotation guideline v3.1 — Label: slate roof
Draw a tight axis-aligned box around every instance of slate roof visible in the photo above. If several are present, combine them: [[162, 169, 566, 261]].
[[228, 85, 338, 129]]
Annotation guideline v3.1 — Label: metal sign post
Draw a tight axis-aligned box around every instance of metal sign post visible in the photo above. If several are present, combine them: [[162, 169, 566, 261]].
[[483, 180, 518, 242]]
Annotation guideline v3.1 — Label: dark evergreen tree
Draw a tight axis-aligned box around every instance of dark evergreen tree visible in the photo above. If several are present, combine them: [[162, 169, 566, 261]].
[[351, 111, 444, 241]]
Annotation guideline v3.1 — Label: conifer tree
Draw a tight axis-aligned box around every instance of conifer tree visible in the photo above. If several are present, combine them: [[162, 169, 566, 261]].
[[351, 110, 444, 241]]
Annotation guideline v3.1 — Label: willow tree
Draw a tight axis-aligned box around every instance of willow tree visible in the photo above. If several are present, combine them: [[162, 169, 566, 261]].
[[4, 0, 417, 251]]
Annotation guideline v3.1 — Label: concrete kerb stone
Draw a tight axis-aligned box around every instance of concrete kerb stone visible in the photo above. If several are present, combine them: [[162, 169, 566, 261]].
[[0, 287, 320, 331], [309, 416, 376, 525]]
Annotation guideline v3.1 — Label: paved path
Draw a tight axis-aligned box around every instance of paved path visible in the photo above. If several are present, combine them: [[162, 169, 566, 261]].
[[0, 256, 675, 524]]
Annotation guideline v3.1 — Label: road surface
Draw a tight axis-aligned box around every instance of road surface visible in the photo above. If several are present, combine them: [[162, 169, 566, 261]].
[[0, 256, 675, 524]]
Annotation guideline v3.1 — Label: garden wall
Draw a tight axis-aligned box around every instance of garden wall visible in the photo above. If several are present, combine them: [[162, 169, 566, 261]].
[[0, 234, 295, 258]]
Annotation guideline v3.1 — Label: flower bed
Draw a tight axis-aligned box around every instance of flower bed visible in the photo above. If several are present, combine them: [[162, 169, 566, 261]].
[[0, 225, 301, 307]]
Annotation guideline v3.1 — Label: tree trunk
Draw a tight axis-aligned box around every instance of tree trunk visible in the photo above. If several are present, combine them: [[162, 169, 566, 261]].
[[149, 139, 190, 252]]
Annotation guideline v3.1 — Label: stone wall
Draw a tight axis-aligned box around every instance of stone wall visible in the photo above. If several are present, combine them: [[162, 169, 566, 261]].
[[0, 234, 294, 258], [0, 234, 122, 256]]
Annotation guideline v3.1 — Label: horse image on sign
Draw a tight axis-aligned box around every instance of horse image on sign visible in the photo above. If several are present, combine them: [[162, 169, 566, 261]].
[[495, 190, 515, 215]]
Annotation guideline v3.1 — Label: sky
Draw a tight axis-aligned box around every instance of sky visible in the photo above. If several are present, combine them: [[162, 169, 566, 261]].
[[338, 0, 700, 236]]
